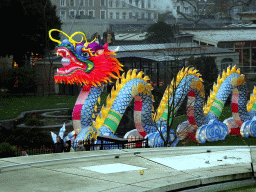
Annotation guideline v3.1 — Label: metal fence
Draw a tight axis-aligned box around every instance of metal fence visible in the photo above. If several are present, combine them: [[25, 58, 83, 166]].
[[72, 136, 149, 151], [6, 136, 148, 157]]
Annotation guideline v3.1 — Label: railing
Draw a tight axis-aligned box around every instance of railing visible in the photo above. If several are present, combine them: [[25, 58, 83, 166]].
[[73, 136, 149, 151], [3, 136, 148, 157]]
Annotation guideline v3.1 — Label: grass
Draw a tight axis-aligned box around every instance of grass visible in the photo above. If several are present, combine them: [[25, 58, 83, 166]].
[[1, 92, 254, 147], [0, 92, 109, 120]]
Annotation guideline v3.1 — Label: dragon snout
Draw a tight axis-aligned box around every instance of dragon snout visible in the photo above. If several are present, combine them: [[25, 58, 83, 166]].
[[56, 48, 71, 67], [57, 49, 69, 57]]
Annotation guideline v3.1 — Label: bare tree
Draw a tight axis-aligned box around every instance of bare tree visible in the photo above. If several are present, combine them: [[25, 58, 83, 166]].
[[153, 41, 198, 147], [176, 0, 254, 27]]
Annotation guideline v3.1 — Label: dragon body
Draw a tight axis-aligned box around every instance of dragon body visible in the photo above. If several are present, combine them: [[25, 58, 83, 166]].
[[49, 29, 256, 148]]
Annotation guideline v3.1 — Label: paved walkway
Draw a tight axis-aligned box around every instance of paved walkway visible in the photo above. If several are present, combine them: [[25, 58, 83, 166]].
[[0, 146, 256, 192]]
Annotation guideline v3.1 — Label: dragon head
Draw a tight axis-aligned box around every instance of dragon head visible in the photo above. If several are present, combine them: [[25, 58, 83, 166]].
[[49, 29, 123, 87]]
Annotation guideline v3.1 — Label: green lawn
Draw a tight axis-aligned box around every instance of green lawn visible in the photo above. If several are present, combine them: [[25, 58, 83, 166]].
[[1, 92, 254, 147], [0, 92, 109, 120]]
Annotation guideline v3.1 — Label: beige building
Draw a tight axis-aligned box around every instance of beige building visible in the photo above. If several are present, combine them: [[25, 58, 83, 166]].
[[50, 0, 158, 40]]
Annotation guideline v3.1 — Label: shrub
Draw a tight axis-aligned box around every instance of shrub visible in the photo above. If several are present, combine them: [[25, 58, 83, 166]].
[[0, 143, 16, 158], [25, 118, 44, 126]]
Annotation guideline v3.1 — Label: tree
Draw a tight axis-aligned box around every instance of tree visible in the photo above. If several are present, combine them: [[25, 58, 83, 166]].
[[0, 0, 62, 67], [154, 63, 194, 147], [0, 66, 39, 94], [145, 21, 174, 43], [176, 0, 254, 27], [187, 56, 218, 99]]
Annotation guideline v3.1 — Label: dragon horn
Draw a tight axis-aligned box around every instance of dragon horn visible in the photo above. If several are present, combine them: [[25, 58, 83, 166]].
[[69, 31, 86, 47], [49, 29, 70, 44], [84, 36, 97, 48]]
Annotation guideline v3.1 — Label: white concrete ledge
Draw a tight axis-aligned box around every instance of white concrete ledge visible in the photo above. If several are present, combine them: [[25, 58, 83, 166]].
[[0, 146, 255, 192]]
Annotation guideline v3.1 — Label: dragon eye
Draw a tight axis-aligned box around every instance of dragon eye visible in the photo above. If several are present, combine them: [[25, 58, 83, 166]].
[[82, 52, 90, 57]]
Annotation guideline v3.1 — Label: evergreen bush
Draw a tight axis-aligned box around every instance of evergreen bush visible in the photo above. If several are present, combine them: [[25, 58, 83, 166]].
[[0, 143, 16, 158]]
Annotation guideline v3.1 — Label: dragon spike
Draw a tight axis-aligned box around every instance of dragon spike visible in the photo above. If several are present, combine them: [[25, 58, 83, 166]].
[[131, 69, 137, 79], [184, 67, 189, 74], [92, 113, 95, 118], [101, 106, 108, 118], [126, 70, 132, 81], [94, 105, 98, 112], [98, 97, 101, 104], [115, 79, 121, 91], [253, 87, 256, 95], [106, 95, 111, 108], [227, 66, 231, 74], [236, 68, 241, 74], [137, 71, 144, 79], [121, 73, 126, 84], [222, 70, 227, 79], [231, 65, 237, 73], [111, 87, 117, 98], [143, 76, 150, 82]]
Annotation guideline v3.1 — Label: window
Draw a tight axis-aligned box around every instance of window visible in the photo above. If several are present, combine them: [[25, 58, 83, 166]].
[[148, 12, 151, 19], [122, 12, 126, 19], [69, 0, 75, 6], [88, 0, 94, 7], [141, 0, 144, 8], [221, 58, 233, 71], [122, 1, 126, 7], [60, 10, 66, 20], [148, 0, 151, 8], [60, 0, 66, 7], [141, 12, 145, 19], [116, 0, 119, 7], [88, 10, 94, 18], [135, 12, 138, 18], [177, 6, 180, 12], [184, 7, 188, 13], [79, 10, 85, 15], [69, 10, 76, 18], [129, 0, 132, 4], [109, 0, 113, 7], [109, 12, 113, 19], [129, 12, 132, 19], [101, 0, 105, 6], [135, 0, 139, 6], [79, 0, 85, 6], [100, 10, 106, 19], [116, 12, 119, 19], [154, 12, 157, 19]]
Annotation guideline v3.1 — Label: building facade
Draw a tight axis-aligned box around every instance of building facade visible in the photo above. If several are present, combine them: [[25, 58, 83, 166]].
[[50, 0, 158, 41]]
